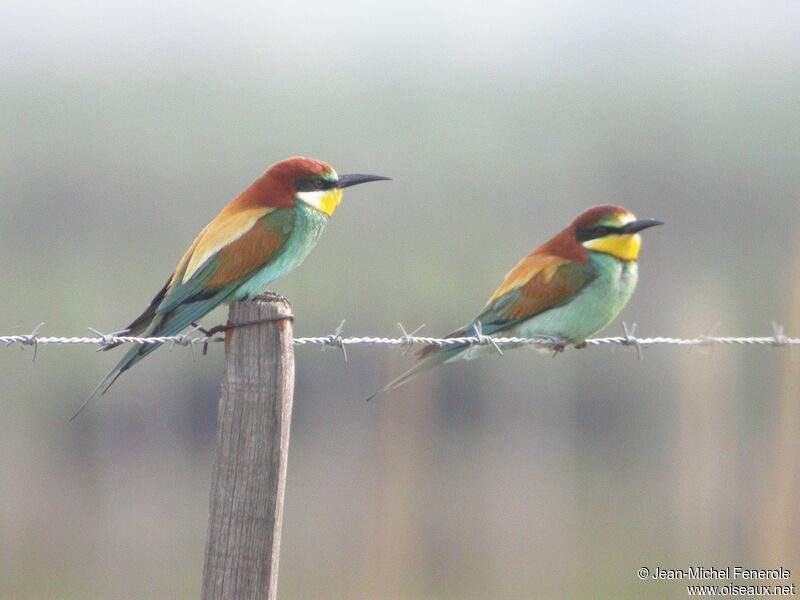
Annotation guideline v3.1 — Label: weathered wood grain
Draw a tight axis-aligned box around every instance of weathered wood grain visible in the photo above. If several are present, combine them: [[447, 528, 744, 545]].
[[201, 294, 294, 600]]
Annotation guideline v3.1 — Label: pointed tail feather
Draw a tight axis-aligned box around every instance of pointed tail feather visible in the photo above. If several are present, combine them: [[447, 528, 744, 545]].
[[74, 282, 236, 419], [367, 343, 468, 401], [71, 313, 171, 420], [70, 336, 167, 420]]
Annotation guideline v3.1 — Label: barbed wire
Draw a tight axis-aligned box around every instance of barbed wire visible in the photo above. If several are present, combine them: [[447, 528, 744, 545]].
[[0, 322, 796, 360]]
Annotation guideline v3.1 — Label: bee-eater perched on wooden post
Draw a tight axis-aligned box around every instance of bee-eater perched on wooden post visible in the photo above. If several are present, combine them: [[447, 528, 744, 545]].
[[76, 157, 389, 418], [371, 205, 662, 398]]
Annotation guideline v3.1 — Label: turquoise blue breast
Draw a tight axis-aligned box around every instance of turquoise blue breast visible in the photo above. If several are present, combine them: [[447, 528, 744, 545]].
[[232, 203, 329, 301], [514, 251, 638, 344]]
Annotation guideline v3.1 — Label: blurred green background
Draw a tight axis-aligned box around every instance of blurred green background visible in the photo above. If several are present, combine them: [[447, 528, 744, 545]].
[[2, 1, 799, 598]]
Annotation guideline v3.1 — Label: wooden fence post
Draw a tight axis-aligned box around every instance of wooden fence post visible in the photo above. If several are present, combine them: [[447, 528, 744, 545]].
[[201, 293, 294, 600]]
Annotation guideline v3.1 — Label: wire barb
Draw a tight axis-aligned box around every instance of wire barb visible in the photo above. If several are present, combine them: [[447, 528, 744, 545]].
[[771, 322, 788, 347], [87, 327, 115, 346], [397, 323, 425, 355], [21, 322, 45, 362], [472, 322, 503, 356], [621, 322, 643, 360], [322, 320, 348, 361]]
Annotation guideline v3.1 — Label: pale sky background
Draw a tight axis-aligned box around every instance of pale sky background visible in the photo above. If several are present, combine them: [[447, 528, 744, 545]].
[[4, 1, 800, 74]]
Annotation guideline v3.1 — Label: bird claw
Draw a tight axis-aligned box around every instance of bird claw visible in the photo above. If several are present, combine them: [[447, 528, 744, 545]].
[[574, 341, 587, 349], [256, 291, 291, 305], [549, 337, 567, 355]]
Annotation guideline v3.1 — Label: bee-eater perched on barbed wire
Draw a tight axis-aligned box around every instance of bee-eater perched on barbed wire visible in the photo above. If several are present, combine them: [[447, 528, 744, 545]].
[[370, 205, 662, 399], [75, 157, 389, 418]]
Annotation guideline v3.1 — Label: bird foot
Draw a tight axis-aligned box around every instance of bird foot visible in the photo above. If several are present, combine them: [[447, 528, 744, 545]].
[[574, 341, 587, 349], [549, 338, 567, 356], [255, 291, 291, 305], [191, 315, 295, 354]]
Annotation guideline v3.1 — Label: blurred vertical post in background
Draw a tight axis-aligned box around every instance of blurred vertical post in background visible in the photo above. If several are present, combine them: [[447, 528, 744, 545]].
[[674, 281, 739, 560], [356, 349, 436, 600], [761, 227, 800, 568], [201, 295, 295, 600]]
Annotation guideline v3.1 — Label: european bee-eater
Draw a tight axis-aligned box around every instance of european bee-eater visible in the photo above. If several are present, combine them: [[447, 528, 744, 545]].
[[371, 205, 662, 398], [78, 157, 389, 417]]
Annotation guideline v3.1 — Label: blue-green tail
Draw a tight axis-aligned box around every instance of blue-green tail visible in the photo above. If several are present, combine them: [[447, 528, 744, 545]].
[[72, 290, 234, 419], [70, 316, 169, 420], [367, 341, 469, 401]]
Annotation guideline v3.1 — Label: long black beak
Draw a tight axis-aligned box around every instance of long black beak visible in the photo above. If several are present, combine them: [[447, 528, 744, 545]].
[[623, 219, 664, 234], [336, 174, 392, 188]]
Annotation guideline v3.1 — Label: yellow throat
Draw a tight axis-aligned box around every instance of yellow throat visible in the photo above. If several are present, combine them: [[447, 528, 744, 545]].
[[295, 188, 343, 216], [583, 233, 642, 261]]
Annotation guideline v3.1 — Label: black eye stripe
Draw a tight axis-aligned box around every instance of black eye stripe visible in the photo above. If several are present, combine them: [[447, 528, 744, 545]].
[[576, 225, 625, 242], [295, 177, 337, 192]]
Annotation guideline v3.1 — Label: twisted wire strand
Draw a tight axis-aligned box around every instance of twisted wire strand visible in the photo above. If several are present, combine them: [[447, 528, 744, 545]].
[[1, 323, 797, 351]]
